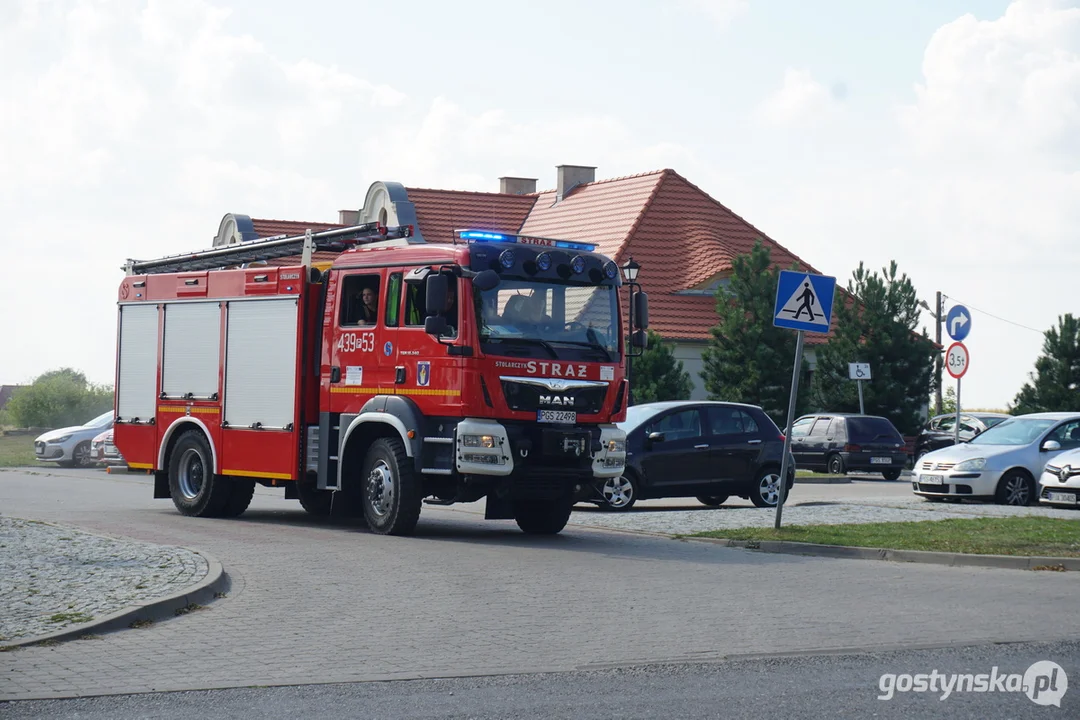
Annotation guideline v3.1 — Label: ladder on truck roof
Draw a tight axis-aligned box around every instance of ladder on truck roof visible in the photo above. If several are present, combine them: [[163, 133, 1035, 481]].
[[123, 223, 417, 275]]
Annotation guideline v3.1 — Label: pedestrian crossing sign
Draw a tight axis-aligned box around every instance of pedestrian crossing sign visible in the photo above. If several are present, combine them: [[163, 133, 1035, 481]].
[[773, 270, 836, 333]]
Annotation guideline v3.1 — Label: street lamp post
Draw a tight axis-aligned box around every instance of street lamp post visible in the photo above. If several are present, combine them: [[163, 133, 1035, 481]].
[[621, 257, 641, 407], [920, 292, 945, 415]]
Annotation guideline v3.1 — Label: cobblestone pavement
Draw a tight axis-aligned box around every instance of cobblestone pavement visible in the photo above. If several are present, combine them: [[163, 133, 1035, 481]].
[[0, 516, 208, 643], [1, 468, 1078, 702], [568, 494, 1080, 535]]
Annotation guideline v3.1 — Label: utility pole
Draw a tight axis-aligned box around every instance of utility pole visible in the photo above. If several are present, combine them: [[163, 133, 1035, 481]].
[[934, 291, 943, 416]]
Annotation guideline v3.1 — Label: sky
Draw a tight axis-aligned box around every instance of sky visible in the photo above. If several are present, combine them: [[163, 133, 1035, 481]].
[[2, 0, 1077, 411]]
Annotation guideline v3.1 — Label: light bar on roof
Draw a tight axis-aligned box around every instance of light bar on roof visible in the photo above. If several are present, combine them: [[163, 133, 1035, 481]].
[[455, 228, 596, 252]]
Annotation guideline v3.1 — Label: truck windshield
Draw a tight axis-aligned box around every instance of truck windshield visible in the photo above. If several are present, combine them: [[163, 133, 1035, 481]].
[[476, 279, 621, 362]]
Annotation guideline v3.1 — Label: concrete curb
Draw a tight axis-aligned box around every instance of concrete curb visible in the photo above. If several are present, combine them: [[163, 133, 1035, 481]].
[[0, 549, 230, 650], [794, 476, 852, 484], [687, 537, 1080, 571]]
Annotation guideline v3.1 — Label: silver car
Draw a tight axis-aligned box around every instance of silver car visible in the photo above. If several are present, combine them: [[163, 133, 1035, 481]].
[[912, 412, 1080, 506], [1039, 446, 1080, 508], [33, 411, 114, 468]]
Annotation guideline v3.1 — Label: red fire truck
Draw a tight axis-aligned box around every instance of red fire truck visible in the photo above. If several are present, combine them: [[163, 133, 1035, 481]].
[[113, 223, 648, 536]]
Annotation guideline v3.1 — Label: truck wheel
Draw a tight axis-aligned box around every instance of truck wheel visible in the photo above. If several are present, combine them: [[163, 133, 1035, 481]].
[[168, 431, 230, 517], [220, 479, 256, 518], [360, 437, 422, 536], [514, 498, 573, 535], [296, 478, 334, 516]]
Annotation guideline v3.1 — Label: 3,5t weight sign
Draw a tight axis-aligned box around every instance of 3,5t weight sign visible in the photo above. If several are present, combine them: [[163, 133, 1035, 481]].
[[946, 342, 969, 379]]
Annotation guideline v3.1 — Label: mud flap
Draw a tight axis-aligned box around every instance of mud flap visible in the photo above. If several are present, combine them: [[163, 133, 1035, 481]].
[[485, 492, 514, 520], [154, 471, 170, 499]]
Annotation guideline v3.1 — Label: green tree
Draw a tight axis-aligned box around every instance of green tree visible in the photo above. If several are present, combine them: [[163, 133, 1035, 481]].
[[811, 261, 936, 435], [1011, 314, 1080, 413], [5, 368, 113, 429], [699, 239, 810, 428], [941, 385, 957, 415], [630, 330, 693, 404]]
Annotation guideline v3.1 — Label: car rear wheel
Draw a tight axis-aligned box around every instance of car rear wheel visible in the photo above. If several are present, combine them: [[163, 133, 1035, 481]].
[[600, 474, 637, 511], [697, 495, 729, 507], [995, 470, 1035, 506], [827, 454, 846, 476]]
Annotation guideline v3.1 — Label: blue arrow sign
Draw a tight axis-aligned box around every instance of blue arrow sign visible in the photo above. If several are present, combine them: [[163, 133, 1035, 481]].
[[946, 304, 971, 342], [774, 270, 836, 333]]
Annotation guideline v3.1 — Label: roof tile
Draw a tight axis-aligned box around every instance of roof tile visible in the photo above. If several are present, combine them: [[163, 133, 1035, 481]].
[[405, 188, 536, 244]]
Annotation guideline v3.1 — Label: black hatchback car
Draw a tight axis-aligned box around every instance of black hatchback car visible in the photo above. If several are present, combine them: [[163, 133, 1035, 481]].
[[789, 413, 908, 480], [913, 412, 1010, 461], [589, 401, 795, 511]]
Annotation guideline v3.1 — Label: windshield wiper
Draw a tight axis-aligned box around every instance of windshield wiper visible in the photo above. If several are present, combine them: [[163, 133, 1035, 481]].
[[547, 340, 614, 362], [482, 336, 559, 359]]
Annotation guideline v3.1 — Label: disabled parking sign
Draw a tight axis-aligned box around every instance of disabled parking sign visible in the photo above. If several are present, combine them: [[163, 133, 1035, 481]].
[[774, 270, 836, 334]]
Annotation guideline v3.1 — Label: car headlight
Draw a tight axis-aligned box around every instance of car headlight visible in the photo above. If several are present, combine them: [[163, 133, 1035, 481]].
[[606, 439, 626, 453], [47, 435, 72, 444], [461, 434, 496, 448], [953, 458, 986, 472]]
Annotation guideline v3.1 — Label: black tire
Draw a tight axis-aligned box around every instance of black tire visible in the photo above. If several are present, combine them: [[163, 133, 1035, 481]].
[[697, 495, 729, 507], [360, 437, 422, 536], [882, 468, 902, 481], [71, 442, 93, 468], [296, 477, 335, 516], [168, 431, 231, 517], [827, 454, 846, 476], [995, 470, 1035, 506], [599, 474, 638, 511], [750, 468, 784, 508], [220, 479, 256, 518], [514, 498, 573, 535]]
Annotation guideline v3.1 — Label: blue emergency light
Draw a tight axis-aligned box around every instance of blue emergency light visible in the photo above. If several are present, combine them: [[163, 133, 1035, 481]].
[[456, 228, 597, 252]]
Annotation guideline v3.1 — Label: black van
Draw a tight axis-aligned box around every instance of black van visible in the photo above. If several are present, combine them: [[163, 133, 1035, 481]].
[[789, 413, 908, 480]]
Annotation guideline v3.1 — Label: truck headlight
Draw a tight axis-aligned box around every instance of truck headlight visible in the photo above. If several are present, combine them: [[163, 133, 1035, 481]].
[[606, 439, 626, 453], [462, 434, 496, 448]]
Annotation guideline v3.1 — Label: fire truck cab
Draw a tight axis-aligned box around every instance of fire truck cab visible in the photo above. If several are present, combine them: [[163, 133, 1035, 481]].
[[113, 223, 648, 536]]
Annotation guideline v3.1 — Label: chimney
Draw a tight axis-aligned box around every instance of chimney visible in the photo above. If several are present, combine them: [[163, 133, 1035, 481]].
[[499, 176, 538, 195], [556, 165, 596, 202], [339, 209, 360, 225]]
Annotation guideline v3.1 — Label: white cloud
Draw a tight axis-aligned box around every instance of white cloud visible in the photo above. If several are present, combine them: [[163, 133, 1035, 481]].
[[682, 0, 748, 28], [757, 69, 842, 127]]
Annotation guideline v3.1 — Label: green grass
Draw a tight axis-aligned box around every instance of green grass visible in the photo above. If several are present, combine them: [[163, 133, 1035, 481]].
[[688, 517, 1080, 558], [0, 434, 36, 467]]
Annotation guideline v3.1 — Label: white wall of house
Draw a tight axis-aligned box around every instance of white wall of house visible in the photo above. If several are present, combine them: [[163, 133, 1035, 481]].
[[669, 341, 819, 401]]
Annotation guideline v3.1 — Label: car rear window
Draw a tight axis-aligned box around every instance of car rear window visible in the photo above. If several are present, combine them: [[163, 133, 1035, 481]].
[[847, 417, 903, 442]]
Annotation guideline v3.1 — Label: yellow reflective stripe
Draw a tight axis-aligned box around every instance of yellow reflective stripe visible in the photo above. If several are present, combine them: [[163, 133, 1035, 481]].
[[157, 406, 221, 414], [221, 469, 292, 480], [329, 386, 460, 397], [127, 462, 154, 469]]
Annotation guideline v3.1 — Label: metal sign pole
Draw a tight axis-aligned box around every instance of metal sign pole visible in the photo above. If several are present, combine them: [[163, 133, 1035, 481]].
[[775, 330, 804, 529], [954, 376, 962, 447], [857, 379, 865, 415]]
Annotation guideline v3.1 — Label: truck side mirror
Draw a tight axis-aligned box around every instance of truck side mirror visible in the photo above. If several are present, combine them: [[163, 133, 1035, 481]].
[[425, 315, 449, 337], [425, 274, 448, 315], [633, 291, 649, 329], [473, 269, 500, 292], [631, 329, 648, 349]]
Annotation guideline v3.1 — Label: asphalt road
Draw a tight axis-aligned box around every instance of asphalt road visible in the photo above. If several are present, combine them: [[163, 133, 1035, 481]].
[[4, 640, 1077, 719], [2, 466, 1078, 708]]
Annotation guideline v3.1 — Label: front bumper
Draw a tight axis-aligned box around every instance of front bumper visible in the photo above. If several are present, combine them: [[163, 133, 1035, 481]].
[[34, 442, 67, 462], [1038, 470, 1080, 507], [911, 466, 1003, 498]]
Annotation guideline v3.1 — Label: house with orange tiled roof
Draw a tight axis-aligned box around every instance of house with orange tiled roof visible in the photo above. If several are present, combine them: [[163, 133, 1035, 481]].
[[214, 165, 836, 400]]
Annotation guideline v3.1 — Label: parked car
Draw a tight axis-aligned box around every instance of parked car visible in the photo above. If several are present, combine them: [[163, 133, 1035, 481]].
[[788, 413, 908, 480], [590, 401, 795, 511], [33, 411, 114, 468], [90, 428, 126, 467], [913, 412, 1080, 505], [1039, 446, 1080, 508], [913, 412, 1010, 461]]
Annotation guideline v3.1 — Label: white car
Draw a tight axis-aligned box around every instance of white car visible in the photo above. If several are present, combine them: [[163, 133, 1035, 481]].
[[912, 412, 1080, 506], [1039, 446, 1080, 508], [34, 411, 114, 468]]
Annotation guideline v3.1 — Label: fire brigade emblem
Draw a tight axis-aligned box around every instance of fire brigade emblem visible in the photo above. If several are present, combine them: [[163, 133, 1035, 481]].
[[383, 341, 393, 356], [417, 361, 431, 387]]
